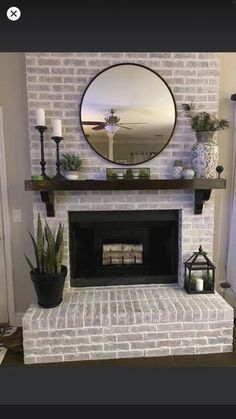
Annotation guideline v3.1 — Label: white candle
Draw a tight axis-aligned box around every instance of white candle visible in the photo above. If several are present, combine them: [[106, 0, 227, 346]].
[[195, 278, 204, 292], [36, 108, 45, 126], [52, 119, 62, 137]]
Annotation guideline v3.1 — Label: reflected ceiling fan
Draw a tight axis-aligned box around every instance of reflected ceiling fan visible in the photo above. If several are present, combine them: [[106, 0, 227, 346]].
[[82, 108, 147, 131]]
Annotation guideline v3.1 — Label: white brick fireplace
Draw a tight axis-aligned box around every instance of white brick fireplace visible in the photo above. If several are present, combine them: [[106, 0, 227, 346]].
[[22, 52, 234, 364]]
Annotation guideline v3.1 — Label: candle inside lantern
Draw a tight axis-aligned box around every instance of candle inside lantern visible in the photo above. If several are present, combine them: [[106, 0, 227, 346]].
[[52, 119, 62, 137], [36, 108, 45, 126], [195, 278, 204, 292]]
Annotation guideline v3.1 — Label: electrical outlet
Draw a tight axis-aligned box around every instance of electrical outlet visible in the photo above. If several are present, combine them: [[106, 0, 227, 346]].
[[13, 209, 22, 223]]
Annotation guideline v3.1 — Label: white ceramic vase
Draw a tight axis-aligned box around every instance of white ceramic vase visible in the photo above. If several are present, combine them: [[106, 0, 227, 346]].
[[65, 171, 80, 180], [182, 167, 195, 179], [191, 131, 219, 179]]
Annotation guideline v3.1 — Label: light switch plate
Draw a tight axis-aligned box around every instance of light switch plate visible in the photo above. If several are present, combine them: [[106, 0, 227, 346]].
[[13, 209, 22, 223]]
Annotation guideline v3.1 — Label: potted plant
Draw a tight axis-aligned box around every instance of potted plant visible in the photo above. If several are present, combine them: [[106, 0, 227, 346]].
[[123, 168, 134, 180], [181, 103, 229, 178], [25, 214, 67, 308], [138, 168, 150, 179], [61, 152, 83, 180]]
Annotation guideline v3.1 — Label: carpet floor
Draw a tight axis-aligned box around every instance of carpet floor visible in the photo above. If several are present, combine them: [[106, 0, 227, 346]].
[[0, 325, 18, 365]]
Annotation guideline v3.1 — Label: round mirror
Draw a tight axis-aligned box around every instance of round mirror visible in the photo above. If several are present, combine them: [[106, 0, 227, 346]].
[[80, 63, 177, 165]]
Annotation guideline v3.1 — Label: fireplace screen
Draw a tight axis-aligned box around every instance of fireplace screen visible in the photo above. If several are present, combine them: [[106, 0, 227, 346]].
[[69, 210, 178, 287], [103, 244, 143, 266]]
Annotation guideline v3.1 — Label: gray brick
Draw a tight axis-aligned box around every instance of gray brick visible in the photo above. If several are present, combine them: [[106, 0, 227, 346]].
[[90, 351, 117, 360], [49, 329, 73, 337], [144, 348, 170, 357], [27, 347, 50, 355], [221, 329, 233, 337], [23, 331, 50, 339], [63, 353, 90, 361], [181, 338, 208, 347], [183, 322, 208, 331], [196, 330, 221, 338], [77, 344, 103, 352], [196, 345, 222, 354], [131, 341, 156, 349], [117, 333, 143, 342], [103, 326, 130, 334], [221, 345, 233, 353], [50, 345, 76, 354], [36, 338, 63, 347], [38, 58, 62, 66], [157, 323, 183, 331], [130, 324, 157, 333], [90, 335, 116, 344], [117, 350, 143, 358], [171, 346, 196, 355], [170, 331, 196, 339], [24, 355, 37, 364], [211, 321, 234, 329], [79, 327, 104, 336], [63, 336, 90, 345], [144, 332, 169, 340], [156, 339, 182, 348], [208, 337, 233, 345], [36, 355, 63, 363], [23, 339, 36, 349], [104, 342, 129, 351]]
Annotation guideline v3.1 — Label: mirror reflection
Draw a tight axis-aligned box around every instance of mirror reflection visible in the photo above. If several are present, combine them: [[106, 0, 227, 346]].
[[80, 64, 176, 165]]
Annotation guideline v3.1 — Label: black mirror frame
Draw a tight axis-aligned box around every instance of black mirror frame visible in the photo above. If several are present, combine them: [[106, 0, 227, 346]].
[[79, 62, 177, 166]]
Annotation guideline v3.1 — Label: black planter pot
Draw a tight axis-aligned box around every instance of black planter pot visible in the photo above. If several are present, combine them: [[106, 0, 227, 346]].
[[30, 265, 67, 308]]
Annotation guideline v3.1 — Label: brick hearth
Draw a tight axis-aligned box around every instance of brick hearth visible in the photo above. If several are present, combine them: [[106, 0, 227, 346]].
[[22, 285, 234, 364]]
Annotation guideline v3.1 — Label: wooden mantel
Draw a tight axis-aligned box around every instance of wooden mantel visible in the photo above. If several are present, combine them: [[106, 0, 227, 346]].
[[24, 178, 226, 217]]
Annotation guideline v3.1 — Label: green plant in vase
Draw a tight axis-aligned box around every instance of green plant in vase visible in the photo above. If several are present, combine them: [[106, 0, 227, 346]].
[[202, 272, 214, 291], [25, 213, 67, 308], [110, 172, 118, 179], [123, 169, 134, 180], [185, 272, 197, 291], [181, 103, 229, 179], [181, 103, 229, 133], [138, 168, 149, 179], [61, 152, 83, 180]]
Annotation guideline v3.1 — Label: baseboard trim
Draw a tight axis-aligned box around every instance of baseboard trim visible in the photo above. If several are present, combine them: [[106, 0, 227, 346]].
[[15, 313, 24, 327]]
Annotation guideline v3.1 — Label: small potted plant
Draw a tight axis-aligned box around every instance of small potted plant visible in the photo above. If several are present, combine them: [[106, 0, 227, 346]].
[[181, 103, 229, 178], [25, 214, 67, 308], [138, 168, 150, 179], [61, 152, 83, 180], [123, 168, 134, 180]]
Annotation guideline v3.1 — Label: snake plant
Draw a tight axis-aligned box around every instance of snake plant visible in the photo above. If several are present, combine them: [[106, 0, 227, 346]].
[[25, 213, 64, 275]]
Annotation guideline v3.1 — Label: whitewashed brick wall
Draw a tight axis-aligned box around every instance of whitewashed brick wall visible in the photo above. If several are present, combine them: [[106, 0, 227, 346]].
[[25, 53, 220, 287]]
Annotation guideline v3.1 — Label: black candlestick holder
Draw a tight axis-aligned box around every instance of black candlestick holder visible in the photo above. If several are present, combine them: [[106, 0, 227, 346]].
[[35, 125, 50, 179], [216, 165, 224, 179], [52, 136, 65, 180]]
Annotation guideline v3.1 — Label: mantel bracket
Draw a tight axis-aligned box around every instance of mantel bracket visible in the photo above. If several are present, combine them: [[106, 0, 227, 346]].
[[40, 191, 55, 217], [194, 189, 212, 215]]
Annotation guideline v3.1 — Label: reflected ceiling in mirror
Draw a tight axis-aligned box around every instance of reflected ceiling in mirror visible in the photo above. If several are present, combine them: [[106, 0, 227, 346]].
[[80, 63, 177, 165]]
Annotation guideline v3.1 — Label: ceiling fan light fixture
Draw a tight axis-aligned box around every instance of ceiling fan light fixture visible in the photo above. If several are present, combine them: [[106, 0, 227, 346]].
[[104, 124, 120, 134]]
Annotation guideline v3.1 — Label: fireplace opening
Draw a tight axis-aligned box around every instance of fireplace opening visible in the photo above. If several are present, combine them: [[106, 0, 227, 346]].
[[69, 210, 179, 287]]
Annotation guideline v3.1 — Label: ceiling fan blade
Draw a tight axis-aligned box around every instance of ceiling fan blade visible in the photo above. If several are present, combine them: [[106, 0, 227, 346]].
[[117, 122, 147, 125], [118, 125, 133, 130], [92, 125, 106, 130], [82, 121, 104, 125]]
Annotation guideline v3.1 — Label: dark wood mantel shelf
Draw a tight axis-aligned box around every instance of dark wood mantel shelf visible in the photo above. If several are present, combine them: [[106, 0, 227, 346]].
[[24, 178, 226, 217]]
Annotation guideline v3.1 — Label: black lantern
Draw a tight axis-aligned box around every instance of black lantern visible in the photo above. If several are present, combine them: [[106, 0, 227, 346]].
[[184, 246, 216, 294]]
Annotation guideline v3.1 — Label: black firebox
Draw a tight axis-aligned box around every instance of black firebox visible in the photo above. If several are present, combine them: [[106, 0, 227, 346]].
[[69, 210, 179, 287]]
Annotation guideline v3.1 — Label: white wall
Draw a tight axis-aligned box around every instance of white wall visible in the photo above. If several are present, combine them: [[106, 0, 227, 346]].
[[0, 53, 35, 317], [214, 53, 236, 312]]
